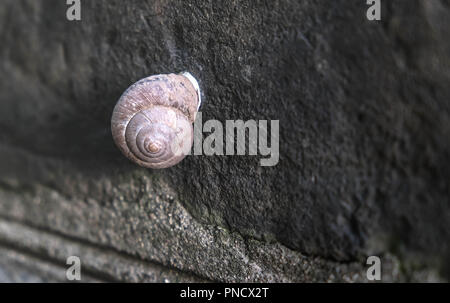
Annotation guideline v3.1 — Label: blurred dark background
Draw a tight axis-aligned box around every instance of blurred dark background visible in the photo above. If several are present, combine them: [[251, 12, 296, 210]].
[[0, 0, 448, 282]]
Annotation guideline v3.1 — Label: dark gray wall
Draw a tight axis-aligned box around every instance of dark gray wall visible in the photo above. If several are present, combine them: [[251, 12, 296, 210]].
[[0, 0, 448, 282]]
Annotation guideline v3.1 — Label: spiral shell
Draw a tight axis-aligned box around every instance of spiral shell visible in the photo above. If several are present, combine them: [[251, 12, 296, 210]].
[[111, 73, 200, 169]]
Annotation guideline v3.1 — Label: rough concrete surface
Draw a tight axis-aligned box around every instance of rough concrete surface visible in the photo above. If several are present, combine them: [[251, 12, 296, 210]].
[[0, 0, 449, 282]]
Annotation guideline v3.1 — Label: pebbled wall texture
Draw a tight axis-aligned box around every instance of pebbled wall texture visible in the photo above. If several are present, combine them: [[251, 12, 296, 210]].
[[0, 0, 449, 282]]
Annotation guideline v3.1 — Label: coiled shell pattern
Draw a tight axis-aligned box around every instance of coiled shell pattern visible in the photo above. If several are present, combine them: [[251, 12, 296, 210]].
[[111, 73, 200, 169]]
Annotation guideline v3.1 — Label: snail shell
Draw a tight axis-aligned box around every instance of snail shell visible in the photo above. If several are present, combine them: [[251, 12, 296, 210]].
[[111, 72, 201, 169]]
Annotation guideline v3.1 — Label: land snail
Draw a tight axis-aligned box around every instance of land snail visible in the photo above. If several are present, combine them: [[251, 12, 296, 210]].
[[111, 72, 201, 169]]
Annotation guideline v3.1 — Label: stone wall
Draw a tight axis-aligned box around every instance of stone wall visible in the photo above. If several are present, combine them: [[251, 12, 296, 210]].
[[0, 0, 448, 282]]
